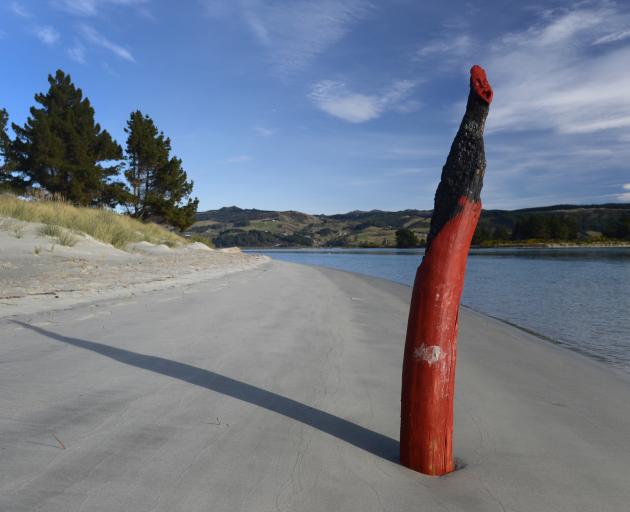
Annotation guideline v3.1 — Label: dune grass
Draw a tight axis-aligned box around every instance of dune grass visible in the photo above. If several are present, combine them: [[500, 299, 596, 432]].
[[188, 233, 214, 248], [37, 224, 79, 247], [0, 194, 185, 249], [0, 218, 26, 238]]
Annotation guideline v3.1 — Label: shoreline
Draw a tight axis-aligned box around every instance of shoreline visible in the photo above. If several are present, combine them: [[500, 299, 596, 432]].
[[308, 262, 630, 379], [474, 242, 630, 249], [250, 255, 630, 377], [238, 242, 630, 250], [3, 243, 620, 379], [459, 303, 630, 377], [3, 235, 617, 380]]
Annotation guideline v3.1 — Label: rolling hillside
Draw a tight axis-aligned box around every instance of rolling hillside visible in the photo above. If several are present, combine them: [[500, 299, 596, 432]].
[[189, 204, 630, 248]]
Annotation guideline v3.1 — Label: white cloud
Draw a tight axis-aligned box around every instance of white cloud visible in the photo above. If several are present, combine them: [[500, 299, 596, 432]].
[[593, 29, 630, 45], [205, 0, 372, 76], [53, 0, 149, 17], [67, 44, 86, 63], [394, 99, 422, 114], [253, 126, 274, 137], [223, 155, 251, 163], [35, 26, 60, 45], [80, 25, 135, 62], [309, 79, 418, 123], [617, 183, 630, 201], [416, 34, 472, 59], [486, 4, 630, 138], [537, 10, 603, 46], [10, 2, 30, 18]]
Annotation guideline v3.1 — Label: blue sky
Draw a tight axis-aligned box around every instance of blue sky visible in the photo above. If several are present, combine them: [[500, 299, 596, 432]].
[[2, 0, 630, 213]]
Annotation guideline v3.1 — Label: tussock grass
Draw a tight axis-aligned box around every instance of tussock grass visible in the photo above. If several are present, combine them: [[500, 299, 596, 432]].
[[0, 218, 26, 238], [188, 233, 214, 248], [38, 223, 62, 238], [37, 224, 79, 247], [0, 194, 184, 249]]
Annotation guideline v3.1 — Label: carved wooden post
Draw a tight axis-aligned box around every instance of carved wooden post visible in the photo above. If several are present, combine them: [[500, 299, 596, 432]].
[[400, 65, 493, 476]]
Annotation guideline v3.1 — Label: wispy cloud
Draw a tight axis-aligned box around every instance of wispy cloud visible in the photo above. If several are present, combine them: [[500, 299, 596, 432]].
[[479, 133, 630, 209], [205, 0, 372, 76], [309, 79, 418, 123], [67, 44, 86, 63], [52, 0, 149, 17], [223, 155, 251, 164], [253, 126, 274, 137], [416, 34, 472, 59], [593, 29, 630, 45], [424, 3, 630, 207], [80, 25, 135, 62], [34, 26, 60, 45], [10, 1, 30, 18], [487, 4, 630, 137]]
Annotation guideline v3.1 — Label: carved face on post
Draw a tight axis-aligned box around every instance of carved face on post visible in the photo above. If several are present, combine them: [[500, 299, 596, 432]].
[[470, 65, 493, 104]]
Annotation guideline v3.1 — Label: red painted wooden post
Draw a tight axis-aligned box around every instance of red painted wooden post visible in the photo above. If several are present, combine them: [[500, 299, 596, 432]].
[[400, 65, 493, 476]]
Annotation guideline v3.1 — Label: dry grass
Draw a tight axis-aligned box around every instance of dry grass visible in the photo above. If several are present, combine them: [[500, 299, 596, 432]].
[[0, 194, 185, 249], [37, 224, 79, 247], [0, 218, 26, 238], [188, 233, 214, 248]]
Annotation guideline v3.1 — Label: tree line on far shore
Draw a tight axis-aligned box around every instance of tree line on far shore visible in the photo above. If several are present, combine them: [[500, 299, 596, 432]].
[[473, 212, 630, 245], [0, 70, 198, 230], [397, 211, 630, 248]]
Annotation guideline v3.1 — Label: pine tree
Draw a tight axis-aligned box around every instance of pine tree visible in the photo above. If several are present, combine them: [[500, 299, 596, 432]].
[[151, 155, 199, 230], [0, 108, 25, 192], [11, 70, 123, 205], [1, 108, 13, 190], [124, 111, 198, 229], [124, 111, 166, 216]]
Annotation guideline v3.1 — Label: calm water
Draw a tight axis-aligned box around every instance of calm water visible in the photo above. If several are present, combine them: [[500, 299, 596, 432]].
[[246, 247, 630, 373]]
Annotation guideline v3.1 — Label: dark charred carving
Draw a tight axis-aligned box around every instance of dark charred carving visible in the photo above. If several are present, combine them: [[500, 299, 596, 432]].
[[426, 66, 491, 249]]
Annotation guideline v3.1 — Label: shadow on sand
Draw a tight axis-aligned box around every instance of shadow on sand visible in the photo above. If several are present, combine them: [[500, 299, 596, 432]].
[[13, 320, 400, 463]]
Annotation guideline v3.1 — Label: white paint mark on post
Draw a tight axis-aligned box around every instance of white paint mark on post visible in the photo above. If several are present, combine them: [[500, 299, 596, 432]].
[[413, 344, 444, 366]]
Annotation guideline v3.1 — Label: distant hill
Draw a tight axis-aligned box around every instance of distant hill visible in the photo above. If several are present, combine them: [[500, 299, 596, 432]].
[[189, 204, 630, 248]]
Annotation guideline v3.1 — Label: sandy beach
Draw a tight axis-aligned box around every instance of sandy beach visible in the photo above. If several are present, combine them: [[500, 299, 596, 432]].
[[0, 219, 268, 318], [1, 259, 630, 511]]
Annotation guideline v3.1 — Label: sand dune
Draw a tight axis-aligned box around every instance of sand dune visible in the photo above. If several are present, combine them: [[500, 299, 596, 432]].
[[0, 217, 267, 318]]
